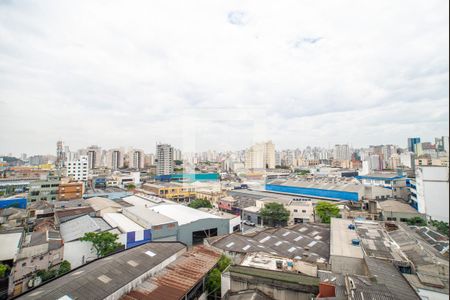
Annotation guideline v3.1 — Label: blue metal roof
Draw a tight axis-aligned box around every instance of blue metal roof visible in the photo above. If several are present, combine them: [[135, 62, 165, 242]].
[[355, 175, 405, 181], [265, 184, 359, 201]]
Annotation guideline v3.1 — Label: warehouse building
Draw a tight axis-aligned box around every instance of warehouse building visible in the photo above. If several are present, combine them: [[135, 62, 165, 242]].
[[122, 206, 178, 242], [266, 179, 391, 202], [149, 204, 230, 246], [16, 242, 187, 300]]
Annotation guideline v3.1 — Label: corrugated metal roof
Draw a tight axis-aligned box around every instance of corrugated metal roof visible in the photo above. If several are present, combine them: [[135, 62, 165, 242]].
[[122, 246, 221, 300]]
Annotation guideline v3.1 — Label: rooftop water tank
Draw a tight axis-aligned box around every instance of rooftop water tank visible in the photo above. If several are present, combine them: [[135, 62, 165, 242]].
[[352, 239, 360, 246]]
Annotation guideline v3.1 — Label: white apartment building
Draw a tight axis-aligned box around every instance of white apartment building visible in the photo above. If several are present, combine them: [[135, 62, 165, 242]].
[[66, 155, 89, 181], [245, 141, 276, 169], [128, 149, 145, 170], [106, 149, 124, 170], [412, 166, 449, 222], [334, 144, 351, 161], [156, 144, 174, 176]]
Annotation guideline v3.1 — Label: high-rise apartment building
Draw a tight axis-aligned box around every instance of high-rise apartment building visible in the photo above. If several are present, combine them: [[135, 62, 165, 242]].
[[334, 144, 351, 161], [245, 141, 276, 169], [106, 149, 124, 170], [86, 145, 102, 169], [66, 156, 89, 182], [56, 140, 65, 169], [128, 149, 145, 170], [156, 144, 174, 176], [407, 137, 421, 153]]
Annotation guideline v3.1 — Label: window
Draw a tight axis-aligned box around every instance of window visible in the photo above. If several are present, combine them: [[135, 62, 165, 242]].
[[167, 223, 176, 229], [302, 210, 307, 213], [153, 225, 163, 230], [293, 209, 298, 213]]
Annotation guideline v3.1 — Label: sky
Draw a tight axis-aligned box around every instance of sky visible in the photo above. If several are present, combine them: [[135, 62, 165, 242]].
[[0, 0, 449, 155]]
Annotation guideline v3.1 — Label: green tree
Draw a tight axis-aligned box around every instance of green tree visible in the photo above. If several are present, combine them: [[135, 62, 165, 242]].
[[217, 255, 231, 272], [315, 201, 340, 224], [58, 260, 71, 275], [188, 199, 213, 209], [126, 184, 136, 191], [0, 263, 10, 278], [297, 170, 310, 176], [431, 220, 450, 237], [80, 231, 123, 258], [406, 217, 427, 226], [206, 268, 222, 293], [37, 269, 58, 282], [174, 160, 183, 166], [260, 202, 290, 227]]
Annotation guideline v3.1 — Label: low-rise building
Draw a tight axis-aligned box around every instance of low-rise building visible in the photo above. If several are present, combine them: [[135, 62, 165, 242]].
[[84, 197, 122, 217], [378, 199, 425, 222], [28, 175, 60, 202], [142, 182, 196, 203], [122, 246, 221, 300], [16, 242, 187, 300], [223, 265, 319, 300], [57, 181, 84, 201], [11, 231, 64, 296]]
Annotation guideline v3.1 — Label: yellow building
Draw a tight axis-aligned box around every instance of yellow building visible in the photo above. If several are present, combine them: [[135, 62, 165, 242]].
[[142, 182, 196, 203]]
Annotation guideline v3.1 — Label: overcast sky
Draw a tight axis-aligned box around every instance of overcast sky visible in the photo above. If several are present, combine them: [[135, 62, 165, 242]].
[[0, 0, 448, 155]]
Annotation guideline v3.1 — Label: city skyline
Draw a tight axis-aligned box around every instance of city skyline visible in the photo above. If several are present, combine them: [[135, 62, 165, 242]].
[[0, 0, 448, 154], [2, 135, 448, 158]]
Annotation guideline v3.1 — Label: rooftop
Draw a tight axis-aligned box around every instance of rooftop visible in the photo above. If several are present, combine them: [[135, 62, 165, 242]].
[[85, 197, 122, 211], [122, 194, 163, 207], [378, 200, 421, 214], [229, 265, 320, 286], [149, 204, 221, 226], [365, 257, 420, 300], [0, 229, 23, 261], [198, 208, 239, 219], [17, 242, 186, 300], [268, 179, 365, 193], [208, 224, 330, 264], [330, 218, 364, 259], [122, 246, 221, 300], [103, 213, 143, 233], [60, 215, 112, 242], [123, 206, 177, 227]]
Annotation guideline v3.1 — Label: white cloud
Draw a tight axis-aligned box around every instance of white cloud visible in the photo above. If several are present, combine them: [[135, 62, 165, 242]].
[[0, 0, 448, 154]]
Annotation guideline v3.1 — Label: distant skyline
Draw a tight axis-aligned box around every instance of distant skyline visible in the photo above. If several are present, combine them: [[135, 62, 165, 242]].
[[1, 135, 447, 158], [0, 1, 448, 154]]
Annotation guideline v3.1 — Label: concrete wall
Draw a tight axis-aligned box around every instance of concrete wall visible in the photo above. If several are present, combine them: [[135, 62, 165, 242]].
[[63, 240, 97, 269], [330, 255, 366, 275], [242, 211, 260, 225], [229, 274, 316, 300]]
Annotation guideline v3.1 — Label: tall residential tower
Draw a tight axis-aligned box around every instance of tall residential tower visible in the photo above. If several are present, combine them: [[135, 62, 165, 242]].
[[156, 144, 174, 176]]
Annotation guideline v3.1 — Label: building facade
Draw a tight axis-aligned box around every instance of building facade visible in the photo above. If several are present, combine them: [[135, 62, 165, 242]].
[[156, 144, 174, 176], [245, 141, 276, 169], [66, 156, 89, 182]]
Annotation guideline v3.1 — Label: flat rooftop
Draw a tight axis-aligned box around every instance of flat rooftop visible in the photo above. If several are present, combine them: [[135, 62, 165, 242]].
[[103, 213, 144, 233], [378, 200, 421, 214], [330, 218, 364, 259], [123, 206, 177, 227], [0, 230, 23, 261], [268, 179, 364, 193], [17, 242, 186, 300], [150, 204, 221, 226], [60, 215, 112, 242]]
